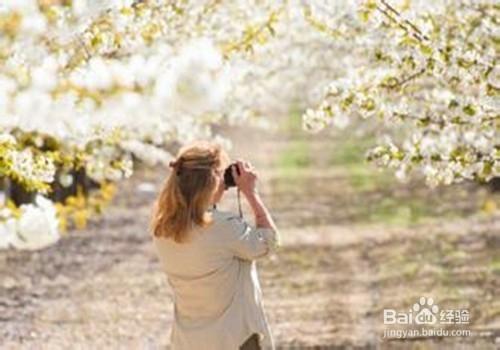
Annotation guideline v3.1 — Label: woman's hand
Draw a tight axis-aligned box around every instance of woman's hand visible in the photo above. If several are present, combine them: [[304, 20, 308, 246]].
[[231, 159, 259, 198], [231, 159, 278, 237]]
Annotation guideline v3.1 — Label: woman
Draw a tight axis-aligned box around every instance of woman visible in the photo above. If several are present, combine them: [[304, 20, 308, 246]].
[[150, 140, 280, 350]]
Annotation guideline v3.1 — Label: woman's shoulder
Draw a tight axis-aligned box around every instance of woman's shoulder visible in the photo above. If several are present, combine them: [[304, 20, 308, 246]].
[[210, 209, 248, 237]]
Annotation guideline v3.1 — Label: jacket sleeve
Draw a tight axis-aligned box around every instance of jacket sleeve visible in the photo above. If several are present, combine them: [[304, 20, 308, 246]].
[[224, 215, 281, 260]]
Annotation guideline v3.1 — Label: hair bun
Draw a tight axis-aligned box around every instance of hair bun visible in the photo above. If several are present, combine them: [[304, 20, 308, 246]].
[[169, 159, 180, 169]]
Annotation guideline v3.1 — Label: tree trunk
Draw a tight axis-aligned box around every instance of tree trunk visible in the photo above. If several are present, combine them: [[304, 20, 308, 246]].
[[5, 179, 37, 206]]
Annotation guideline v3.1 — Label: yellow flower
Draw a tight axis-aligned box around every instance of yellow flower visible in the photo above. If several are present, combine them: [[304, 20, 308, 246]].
[[482, 198, 497, 215]]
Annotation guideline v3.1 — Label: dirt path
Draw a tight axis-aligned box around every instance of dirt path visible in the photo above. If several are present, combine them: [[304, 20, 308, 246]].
[[1, 123, 499, 349]]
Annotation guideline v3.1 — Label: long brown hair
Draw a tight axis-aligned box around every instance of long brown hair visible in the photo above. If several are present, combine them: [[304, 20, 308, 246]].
[[150, 140, 229, 242]]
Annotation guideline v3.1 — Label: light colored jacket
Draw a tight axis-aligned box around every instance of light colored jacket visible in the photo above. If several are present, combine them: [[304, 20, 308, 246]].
[[152, 207, 281, 350]]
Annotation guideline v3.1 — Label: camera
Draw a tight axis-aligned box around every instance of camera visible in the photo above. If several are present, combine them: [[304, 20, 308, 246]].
[[223, 162, 240, 188]]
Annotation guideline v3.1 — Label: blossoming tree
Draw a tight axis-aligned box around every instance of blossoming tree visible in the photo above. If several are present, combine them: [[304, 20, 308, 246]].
[[302, 0, 498, 187], [0, 0, 283, 249]]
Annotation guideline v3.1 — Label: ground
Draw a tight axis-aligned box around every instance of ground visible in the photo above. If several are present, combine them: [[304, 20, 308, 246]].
[[1, 116, 499, 349]]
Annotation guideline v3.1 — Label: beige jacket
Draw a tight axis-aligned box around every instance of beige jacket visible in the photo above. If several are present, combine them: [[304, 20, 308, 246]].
[[152, 208, 281, 350]]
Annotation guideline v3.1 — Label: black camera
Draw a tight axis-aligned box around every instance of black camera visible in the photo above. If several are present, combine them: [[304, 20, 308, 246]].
[[223, 162, 240, 188]]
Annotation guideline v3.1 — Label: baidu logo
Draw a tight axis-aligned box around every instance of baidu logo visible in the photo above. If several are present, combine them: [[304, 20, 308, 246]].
[[384, 296, 439, 325], [413, 296, 439, 324], [382, 296, 471, 339]]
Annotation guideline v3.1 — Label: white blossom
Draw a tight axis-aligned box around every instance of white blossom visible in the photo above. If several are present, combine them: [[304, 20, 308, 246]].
[[9, 196, 60, 251]]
